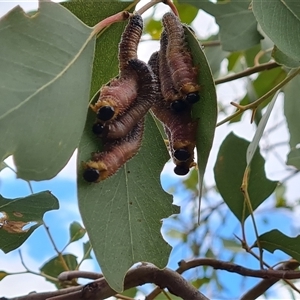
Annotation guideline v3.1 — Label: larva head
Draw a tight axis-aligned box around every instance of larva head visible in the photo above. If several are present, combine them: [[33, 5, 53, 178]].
[[170, 100, 188, 112], [185, 92, 200, 104], [83, 161, 109, 182], [97, 106, 115, 122], [174, 165, 189, 176], [174, 148, 191, 162], [92, 123, 105, 135], [83, 168, 100, 183]]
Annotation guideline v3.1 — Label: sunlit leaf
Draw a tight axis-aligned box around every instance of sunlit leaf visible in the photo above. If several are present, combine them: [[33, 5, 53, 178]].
[[246, 91, 280, 166], [0, 192, 59, 253], [68, 221, 86, 244], [0, 1, 95, 180]]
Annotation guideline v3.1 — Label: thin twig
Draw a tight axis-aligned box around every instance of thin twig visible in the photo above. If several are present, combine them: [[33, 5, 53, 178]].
[[215, 61, 280, 85], [217, 67, 300, 127], [58, 271, 102, 281]]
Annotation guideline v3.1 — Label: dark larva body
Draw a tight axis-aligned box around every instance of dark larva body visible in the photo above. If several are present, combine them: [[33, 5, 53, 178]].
[[91, 14, 143, 122], [83, 119, 144, 183], [162, 12, 199, 96], [102, 59, 158, 140], [148, 52, 197, 175]]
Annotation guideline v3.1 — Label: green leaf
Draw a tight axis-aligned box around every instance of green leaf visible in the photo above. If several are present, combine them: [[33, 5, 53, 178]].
[[77, 114, 179, 292], [0, 1, 95, 180], [222, 238, 242, 253], [62, 0, 134, 97], [83, 241, 92, 260], [180, 0, 262, 51], [68, 221, 86, 244], [0, 162, 8, 172], [272, 46, 300, 69], [184, 26, 217, 214], [287, 148, 300, 170], [284, 74, 300, 148], [0, 192, 59, 253], [252, 0, 300, 62], [255, 229, 300, 262], [145, 18, 162, 40], [246, 91, 280, 166], [214, 133, 277, 222], [175, 2, 199, 24], [40, 254, 77, 288], [121, 287, 138, 298]]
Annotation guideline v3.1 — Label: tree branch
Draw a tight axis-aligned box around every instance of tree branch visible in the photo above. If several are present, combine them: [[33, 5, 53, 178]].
[[240, 260, 300, 300], [7, 264, 209, 300], [214, 61, 280, 85]]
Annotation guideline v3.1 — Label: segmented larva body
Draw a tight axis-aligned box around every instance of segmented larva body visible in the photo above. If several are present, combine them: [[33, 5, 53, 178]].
[[91, 14, 143, 122], [83, 119, 144, 183], [100, 59, 158, 140], [162, 12, 199, 100], [148, 52, 197, 175], [159, 30, 182, 103]]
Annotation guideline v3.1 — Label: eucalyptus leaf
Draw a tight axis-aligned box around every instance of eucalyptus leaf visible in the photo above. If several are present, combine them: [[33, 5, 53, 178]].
[[0, 1, 95, 180], [246, 91, 280, 166], [252, 0, 300, 62], [78, 114, 178, 292], [0, 192, 59, 253], [272, 46, 300, 68], [214, 133, 277, 222], [179, 0, 262, 51], [284, 74, 300, 148], [184, 26, 217, 215], [255, 229, 300, 262]]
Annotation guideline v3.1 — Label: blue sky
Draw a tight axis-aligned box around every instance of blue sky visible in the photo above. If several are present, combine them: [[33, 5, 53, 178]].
[[1, 1, 300, 299]]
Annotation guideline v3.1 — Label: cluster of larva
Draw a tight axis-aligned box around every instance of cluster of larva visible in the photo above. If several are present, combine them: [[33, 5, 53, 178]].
[[149, 12, 199, 176], [83, 14, 158, 183], [82, 11, 199, 183]]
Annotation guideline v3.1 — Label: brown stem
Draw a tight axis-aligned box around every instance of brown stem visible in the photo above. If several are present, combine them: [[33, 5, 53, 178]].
[[92, 11, 131, 36], [8, 264, 209, 300], [240, 260, 300, 300], [215, 61, 280, 85], [58, 271, 103, 281]]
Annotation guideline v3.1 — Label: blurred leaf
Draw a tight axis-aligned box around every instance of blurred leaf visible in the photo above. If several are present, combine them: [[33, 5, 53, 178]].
[[203, 35, 229, 77], [214, 133, 277, 222], [0, 192, 59, 253], [166, 229, 185, 240], [62, 0, 135, 97], [180, 0, 262, 51], [0, 162, 7, 172], [69, 221, 86, 244], [0, 271, 9, 281], [272, 46, 300, 68], [183, 168, 198, 192], [222, 238, 242, 252], [255, 230, 300, 262], [284, 74, 300, 148], [246, 91, 280, 166], [184, 27, 217, 214], [145, 18, 162, 40], [275, 184, 290, 209], [287, 148, 300, 170], [227, 52, 242, 72], [175, 2, 199, 24], [83, 241, 92, 260], [192, 277, 210, 288], [252, 0, 300, 62], [0, 1, 95, 180], [40, 254, 77, 288], [78, 114, 179, 292]]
